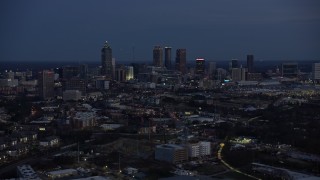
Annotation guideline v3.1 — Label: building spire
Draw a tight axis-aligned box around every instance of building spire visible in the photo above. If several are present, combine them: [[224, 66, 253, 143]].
[[103, 41, 110, 48]]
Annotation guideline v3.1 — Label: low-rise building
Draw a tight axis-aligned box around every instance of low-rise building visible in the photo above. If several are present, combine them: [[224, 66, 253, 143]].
[[100, 124, 123, 131], [124, 167, 138, 175], [39, 136, 59, 147], [155, 144, 188, 164], [6, 144, 28, 157], [47, 169, 78, 179], [188, 141, 211, 158], [63, 90, 82, 101], [71, 112, 96, 129], [17, 164, 40, 180]]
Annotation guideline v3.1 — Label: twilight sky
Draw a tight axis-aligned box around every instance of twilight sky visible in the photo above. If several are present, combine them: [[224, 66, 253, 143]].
[[0, 0, 320, 63]]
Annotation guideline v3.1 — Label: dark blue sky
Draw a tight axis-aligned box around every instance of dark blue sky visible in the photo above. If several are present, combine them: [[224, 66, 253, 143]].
[[1, 0, 320, 63]]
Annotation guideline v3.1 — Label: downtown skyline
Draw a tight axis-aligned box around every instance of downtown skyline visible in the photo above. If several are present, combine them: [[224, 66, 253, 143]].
[[1, 0, 320, 63]]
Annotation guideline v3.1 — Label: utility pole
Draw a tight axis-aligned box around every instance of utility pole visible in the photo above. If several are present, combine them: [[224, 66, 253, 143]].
[[132, 46, 135, 62], [118, 152, 121, 173], [77, 141, 80, 163], [148, 118, 151, 141]]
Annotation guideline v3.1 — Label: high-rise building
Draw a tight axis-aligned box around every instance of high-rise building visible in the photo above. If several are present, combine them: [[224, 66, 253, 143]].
[[195, 58, 205, 74], [208, 61, 216, 77], [231, 59, 238, 68], [126, 66, 134, 81], [101, 41, 113, 79], [164, 47, 172, 69], [79, 64, 88, 79], [62, 66, 79, 79], [247, 55, 254, 73], [312, 63, 320, 82], [112, 58, 116, 79], [175, 49, 186, 74], [232, 68, 246, 81], [153, 46, 163, 67], [64, 78, 86, 95], [116, 67, 126, 82], [282, 63, 298, 78], [38, 70, 54, 100]]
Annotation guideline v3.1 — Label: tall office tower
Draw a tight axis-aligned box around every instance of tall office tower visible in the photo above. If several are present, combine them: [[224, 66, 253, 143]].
[[116, 67, 126, 82], [101, 41, 113, 79], [232, 68, 247, 81], [62, 66, 79, 79], [175, 49, 187, 74], [247, 55, 254, 73], [312, 63, 320, 82], [126, 66, 134, 81], [65, 78, 86, 95], [112, 58, 116, 79], [208, 61, 216, 77], [38, 70, 54, 100], [231, 59, 238, 68], [164, 47, 172, 69], [282, 63, 298, 78], [153, 46, 163, 67], [195, 58, 205, 74], [79, 64, 88, 79]]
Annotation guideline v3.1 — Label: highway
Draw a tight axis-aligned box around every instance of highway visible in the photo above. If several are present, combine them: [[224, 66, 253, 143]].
[[217, 143, 261, 180]]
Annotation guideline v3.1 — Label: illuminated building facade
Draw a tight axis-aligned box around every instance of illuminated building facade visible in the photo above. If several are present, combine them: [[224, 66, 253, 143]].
[[126, 66, 134, 81], [196, 58, 205, 74]]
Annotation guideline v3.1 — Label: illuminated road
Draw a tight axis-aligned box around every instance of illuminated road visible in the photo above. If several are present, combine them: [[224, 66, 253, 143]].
[[248, 116, 262, 122], [217, 143, 261, 180]]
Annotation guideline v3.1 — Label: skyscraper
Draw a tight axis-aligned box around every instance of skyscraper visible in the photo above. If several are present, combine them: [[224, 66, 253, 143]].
[[232, 68, 246, 81], [115, 67, 126, 82], [38, 70, 54, 100], [64, 78, 86, 95], [62, 66, 79, 79], [282, 63, 298, 78], [231, 59, 238, 68], [195, 58, 205, 74], [312, 63, 320, 83], [164, 47, 172, 69], [247, 55, 254, 73], [126, 66, 134, 81], [79, 64, 88, 79], [175, 49, 186, 74], [101, 41, 113, 79], [112, 58, 116, 79], [208, 61, 216, 77], [153, 46, 163, 67]]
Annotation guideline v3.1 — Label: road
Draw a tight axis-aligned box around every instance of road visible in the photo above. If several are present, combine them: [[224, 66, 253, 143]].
[[0, 155, 38, 176], [217, 143, 261, 180], [248, 116, 262, 122], [0, 144, 77, 176]]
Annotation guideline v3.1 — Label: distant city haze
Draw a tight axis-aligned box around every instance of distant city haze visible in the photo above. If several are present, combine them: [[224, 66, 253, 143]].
[[0, 0, 320, 63]]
